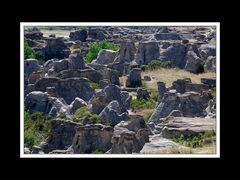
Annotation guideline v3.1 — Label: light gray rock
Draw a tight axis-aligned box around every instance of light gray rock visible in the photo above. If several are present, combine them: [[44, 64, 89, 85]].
[[136, 41, 160, 65], [118, 41, 136, 62], [126, 68, 142, 87], [185, 50, 204, 73], [69, 29, 88, 42], [69, 97, 87, 114], [94, 49, 117, 65], [204, 56, 216, 72], [24, 59, 40, 77]]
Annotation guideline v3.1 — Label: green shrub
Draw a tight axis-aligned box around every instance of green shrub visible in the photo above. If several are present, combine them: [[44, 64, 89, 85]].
[[151, 90, 160, 101], [90, 82, 100, 89], [170, 130, 216, 148], [24, 111, 51, 149], [91, 149, 104, 154], [130, 98, 156, 111], [74, 107, 100, 124], [211, 87, 216, 97], [24, 40, 36, 59], [147, 60, 175, 70], [84, 40, 120, 64]]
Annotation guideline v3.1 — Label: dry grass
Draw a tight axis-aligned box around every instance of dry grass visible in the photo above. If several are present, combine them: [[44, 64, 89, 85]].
[[143, 68, 216, 88], [144, 143, 216, 154]]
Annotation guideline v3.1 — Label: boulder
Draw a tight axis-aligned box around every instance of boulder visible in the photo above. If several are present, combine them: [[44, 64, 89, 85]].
[[118, 41, 136, 62], [157, 81, 166, 98], [99, 68, 120, 86], [170, 78, 192, 94], [140, 135, 178, 154], [185, 83, 210, 94], [149, 90, 207, 124], [126, 68, 142, 87], [136, 41, 160, 65], [204, 56, 216, 72], [160, 43, 187, 68], [24, 31, 43, 40], [24, 91, 69, 117], [24, 59, 40, 77], [154, 33, 182, 40], [44, 37, 70, 60], [34, 77, 60, 92], [160, 117, 216, 138], [198, 44, 216, 59], [137, 88, 150, 99], [99, 100, 128, 126], [71, 124, 114, 153], [55, 78, 94, 104], [69, 29, 88, 42], [94, 49, 117, 65], [28, 71, 45, 84], [201, 77, 216, 87], [36, 120, 78, 153], [99, 79, 110, 89], [69, 97, 87, 114], [185, 50, 204, 73], [143, 75, 151, 81], [68, 53, 85, 70]]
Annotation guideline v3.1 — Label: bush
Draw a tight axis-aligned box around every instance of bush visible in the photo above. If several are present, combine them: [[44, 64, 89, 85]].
[[74, 107, 100, 124], [170, 130, 216, 148], [142, 60, 175, 71], [24, 40, 36, 59], [130, 98, 156, 111], [151, 90, 160, 101], [90, 82, 100, 89], [24, 110, 51, 149], [84, 40, 120, 64]]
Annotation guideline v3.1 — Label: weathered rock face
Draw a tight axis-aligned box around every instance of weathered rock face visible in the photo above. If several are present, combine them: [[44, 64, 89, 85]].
[[24, 91, 69, 117], [71, 124, 114, 153], [69, 29, 88, 42], [126, 68, 142, 87], [55, 78, 94, 104], [107, 62, 126, 76], [47, 59, 69, 75], [118, 41, 136, 62], [206, 97, 216, 118], [89, 84, 130, 114], [160, 43, 187, 68], [99, 68, 120, 86], [28, 71, 45, 84], [185, 50, 204, 73], [204, 56, 216, 72], [68, 53, 85, 70], [24, 59, 40, 77], [201, 77, 216, 87], [149, 90, 207, 124], [99, 100, 128, 126], [56, 69, 103, 83], [44, 37, 70, 60], [137, 88, 150, 99], [136, 41, 160, 65], [88, 28, 108, 41], [185, 83, 210, 94], [99, 79, 110, 89], [36, 120, 78, 153], [69, 97, 87, 114], [198, 44, 216, 59], [140, 135, 178, 154], [24, 31, 43, 40], [160, 117, 216, 138], [108, 115, 151, 154], [170, 78, 192, 94], [34, 77, 60, 92], [154, 33, 182, 40], [94, 49, 117, 65], [157, 81, 166, 98]]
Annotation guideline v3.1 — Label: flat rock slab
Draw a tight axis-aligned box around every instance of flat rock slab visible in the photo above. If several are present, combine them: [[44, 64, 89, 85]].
[[140, 135, 178, 154], [160, 117, 216, 138]]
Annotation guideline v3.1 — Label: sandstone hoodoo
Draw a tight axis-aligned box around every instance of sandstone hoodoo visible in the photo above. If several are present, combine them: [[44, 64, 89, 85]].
[[23, 25, 217, 155]]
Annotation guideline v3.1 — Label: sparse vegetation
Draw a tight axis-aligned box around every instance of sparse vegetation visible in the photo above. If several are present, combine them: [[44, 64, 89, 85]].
[[24, 110, 51, 149], [24, 40, 36, 59], [84, 40, 120, 64], [170, 130, 216, 148], [91, 149, 104, 154], [90, 82, 100, 89], [73, 107, 100, 124], [130, 98, 156, 111], [142, 60, 176, 71]]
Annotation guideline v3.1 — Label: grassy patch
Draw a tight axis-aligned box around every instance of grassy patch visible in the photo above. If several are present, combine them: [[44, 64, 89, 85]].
[[130, 98, 156, 111], [91, 149, 104, 154], [90, 82, 100, 89], [170, 130, 216, 148], [142, 60, 176, 71], [84, 40, 120, 64], [24, 40, 36, 59], [73, 107, 100, 124], [211, 87, 216, 97], [24, 110, 51, 149]]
